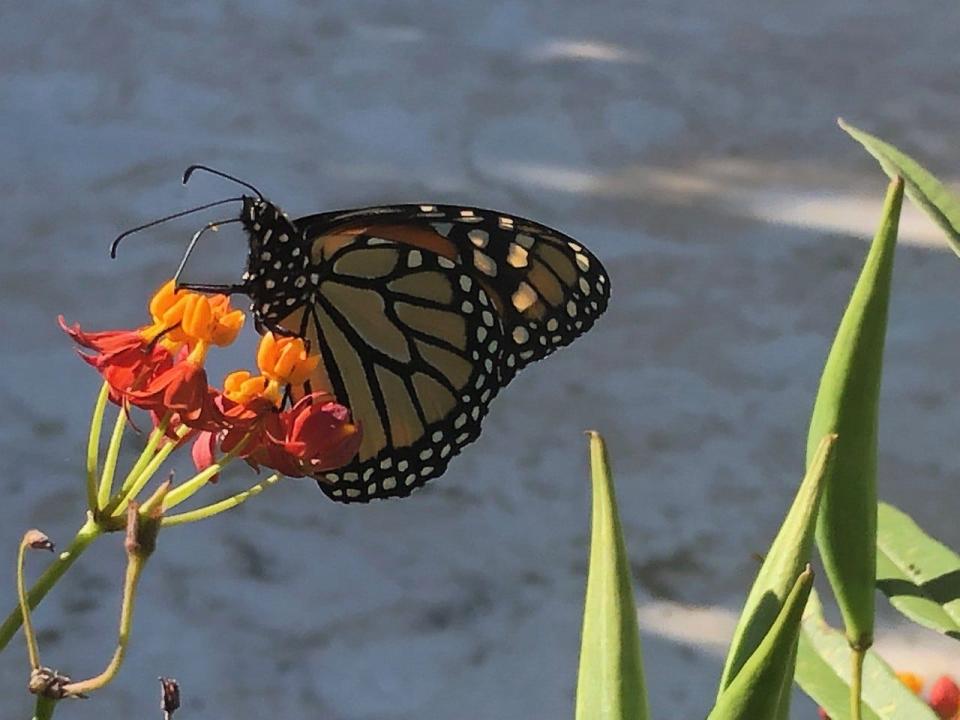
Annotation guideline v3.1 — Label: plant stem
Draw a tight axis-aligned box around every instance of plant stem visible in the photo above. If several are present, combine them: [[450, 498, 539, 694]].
[[0, 518, 101, 653], [61, 553, 145, 696], [162, 434, 251, 511], [107, 425, 188, 519], [162, 473, 281, 527], [114, 414, 170, 501], [85, 383, 110, 512], [850, 646, 865, 720], [32, 695, 57, 720], [97, 407, 127, 509], [16, 536, 42, 669], [62, 504, 153, 697]]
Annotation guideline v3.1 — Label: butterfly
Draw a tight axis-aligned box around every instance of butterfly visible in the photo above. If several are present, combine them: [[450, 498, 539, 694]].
[[113, 166, 610, 503]]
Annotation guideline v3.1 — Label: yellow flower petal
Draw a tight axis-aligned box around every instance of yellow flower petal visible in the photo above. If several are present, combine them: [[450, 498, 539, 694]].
[[896, 671, 924, 695], [256, 333, 320, 385]]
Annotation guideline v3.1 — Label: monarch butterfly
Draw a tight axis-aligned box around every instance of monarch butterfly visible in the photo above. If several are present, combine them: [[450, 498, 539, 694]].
[[112, 166, 610, 503]]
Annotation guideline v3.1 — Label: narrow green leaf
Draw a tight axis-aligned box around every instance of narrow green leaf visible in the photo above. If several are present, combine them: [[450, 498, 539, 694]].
[[807, 176, 904, 648], [839, 119, 960, 256], [707, 566, 813, 720], [877, 502, 960, 639], [795, 590, 938, 720], [718, 434, 837, 698], [576, 432, 649, 720]]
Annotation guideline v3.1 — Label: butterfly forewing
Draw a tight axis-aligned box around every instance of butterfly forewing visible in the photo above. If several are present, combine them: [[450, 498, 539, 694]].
[[295, 204, 610, 384]]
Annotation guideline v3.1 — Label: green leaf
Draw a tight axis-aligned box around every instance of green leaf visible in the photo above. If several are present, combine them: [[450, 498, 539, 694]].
[[807, 176, 904, 648], [795, 590, 938, 720], [839, 119, 960, 256], [877, 502, 960, 639], [718, 434, 837, 701], [576, 432, 649, 720], [707, 567, 813, 720]]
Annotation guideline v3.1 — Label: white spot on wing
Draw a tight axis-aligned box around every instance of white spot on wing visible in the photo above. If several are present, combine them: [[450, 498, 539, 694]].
[[473, 249, 497, 276], [511, 282, 538, 313], [468, 229, 489, 248], [506, 243, 529, 268]]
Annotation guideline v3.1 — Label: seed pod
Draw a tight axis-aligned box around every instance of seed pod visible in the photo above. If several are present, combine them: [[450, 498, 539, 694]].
[[807, 175, 903, 649]]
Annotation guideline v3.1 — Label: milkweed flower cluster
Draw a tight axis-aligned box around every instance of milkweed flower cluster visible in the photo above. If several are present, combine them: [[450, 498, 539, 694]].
[[61, 279, 361, 479], [2, 280, 365, 714]]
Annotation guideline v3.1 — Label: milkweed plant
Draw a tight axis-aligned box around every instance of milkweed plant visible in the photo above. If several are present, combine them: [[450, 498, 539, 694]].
[[6, 119, 960, 719]]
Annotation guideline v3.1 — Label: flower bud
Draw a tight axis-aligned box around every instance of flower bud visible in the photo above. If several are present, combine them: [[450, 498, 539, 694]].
[[929, 675, 960, 720]]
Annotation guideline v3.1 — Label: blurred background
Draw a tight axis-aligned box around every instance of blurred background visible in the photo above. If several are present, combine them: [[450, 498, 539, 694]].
[[2, 1, 959, 717]]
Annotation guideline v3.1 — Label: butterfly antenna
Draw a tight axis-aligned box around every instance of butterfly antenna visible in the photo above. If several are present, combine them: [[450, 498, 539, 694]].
[[182, 165, 264, 200], [172, 218, 242, 288], [110, 197, 244, 258]]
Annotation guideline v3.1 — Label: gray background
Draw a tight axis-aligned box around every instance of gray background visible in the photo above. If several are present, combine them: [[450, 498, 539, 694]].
[[2, 1, 959, 717]]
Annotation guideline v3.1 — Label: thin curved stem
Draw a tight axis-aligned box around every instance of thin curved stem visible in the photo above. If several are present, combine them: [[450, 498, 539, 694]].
[[85, 383, 110, 512], [97, 408, 127, 509], [61, 551, 146, 696], [17, 536, 42, 669], [0, 518, 101, 653], [162, 474, 281, 527]]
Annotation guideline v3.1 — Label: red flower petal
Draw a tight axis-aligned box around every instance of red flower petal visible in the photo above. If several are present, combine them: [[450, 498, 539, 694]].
[[929, 675, 960, 720], [129, 361, 218, 424], [267, 394, 361, 474], [191, 431, 219, 475]]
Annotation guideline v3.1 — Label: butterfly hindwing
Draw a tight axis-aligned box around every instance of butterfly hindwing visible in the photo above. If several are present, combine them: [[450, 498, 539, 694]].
[[278, 238, 504, 502]]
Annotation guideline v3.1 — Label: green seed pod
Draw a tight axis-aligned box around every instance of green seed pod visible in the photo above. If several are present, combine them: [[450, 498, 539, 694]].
[[708, 567, 814, 719], [807, 175, 903, 649]]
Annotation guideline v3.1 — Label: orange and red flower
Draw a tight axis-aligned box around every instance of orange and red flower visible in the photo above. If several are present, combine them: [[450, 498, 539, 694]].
[[63, 281, 360, 481], [190, 334, 360, 479]]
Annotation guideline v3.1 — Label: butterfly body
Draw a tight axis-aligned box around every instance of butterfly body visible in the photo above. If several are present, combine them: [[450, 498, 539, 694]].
[[223, 196, 610, 502]]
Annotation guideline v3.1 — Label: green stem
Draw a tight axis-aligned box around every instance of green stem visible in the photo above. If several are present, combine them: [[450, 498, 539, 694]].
[[0, 518, 101, 653], [850, 646, 865, 720], [162, 474, 281, 527], [162, 434, 251, 511], [97, 408, 127, 509], [114, 414, 170, 501], [85, 383, 110, 512], [32, 695, 57, 720], [107, 425, 188, 519]]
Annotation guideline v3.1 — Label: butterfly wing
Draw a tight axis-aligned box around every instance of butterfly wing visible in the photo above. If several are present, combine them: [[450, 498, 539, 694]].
[[264, 204, 609, 503], [296, 204, 610, 383], [275, 237, 503, 502]]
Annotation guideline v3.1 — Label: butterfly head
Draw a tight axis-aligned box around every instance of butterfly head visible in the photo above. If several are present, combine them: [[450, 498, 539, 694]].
[[239, 197, 313, 326]]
